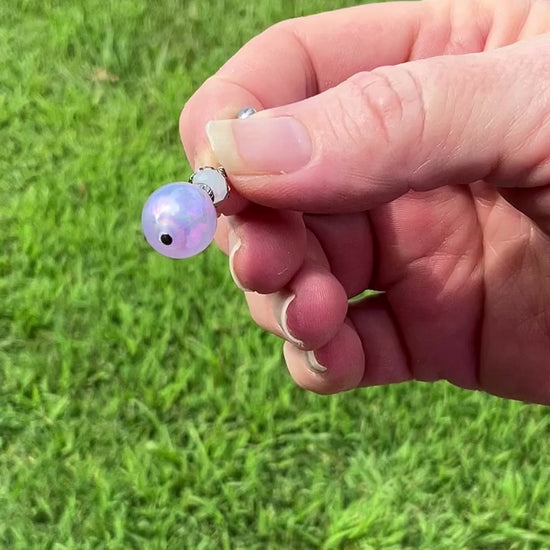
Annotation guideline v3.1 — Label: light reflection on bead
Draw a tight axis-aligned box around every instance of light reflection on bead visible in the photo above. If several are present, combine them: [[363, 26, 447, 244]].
[[141, 183, 217, 259]]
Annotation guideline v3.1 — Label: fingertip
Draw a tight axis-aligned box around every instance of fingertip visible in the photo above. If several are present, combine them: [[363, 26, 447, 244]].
[[240, 229, 349, 350], [283, 263, 348, 350], [227, 207, 307, 294], [283, 322, 365, 395]]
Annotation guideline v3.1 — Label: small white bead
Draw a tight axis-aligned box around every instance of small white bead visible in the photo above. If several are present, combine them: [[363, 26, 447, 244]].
[[189, 167, 229, 205]]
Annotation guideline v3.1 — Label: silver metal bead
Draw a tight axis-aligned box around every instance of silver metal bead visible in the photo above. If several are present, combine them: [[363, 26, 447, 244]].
[[237, 106, 257, 119], [189, 166, 229, 206]]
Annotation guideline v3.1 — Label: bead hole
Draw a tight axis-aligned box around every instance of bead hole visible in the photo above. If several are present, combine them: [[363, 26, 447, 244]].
[[160, 233, 173, 246]]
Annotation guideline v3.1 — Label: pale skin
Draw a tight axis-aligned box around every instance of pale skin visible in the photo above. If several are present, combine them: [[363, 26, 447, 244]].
[[180, 0, 550, 404]]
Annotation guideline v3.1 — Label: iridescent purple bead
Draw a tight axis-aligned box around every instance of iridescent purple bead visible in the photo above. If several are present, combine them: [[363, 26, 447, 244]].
[[141, 183, 217, 259]]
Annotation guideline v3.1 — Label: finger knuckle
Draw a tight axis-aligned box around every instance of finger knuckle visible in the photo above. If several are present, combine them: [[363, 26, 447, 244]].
[[339, 68, 427, 151]]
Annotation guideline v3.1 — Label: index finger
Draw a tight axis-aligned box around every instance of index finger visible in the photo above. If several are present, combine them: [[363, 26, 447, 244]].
[[179, 0, 439, 212]]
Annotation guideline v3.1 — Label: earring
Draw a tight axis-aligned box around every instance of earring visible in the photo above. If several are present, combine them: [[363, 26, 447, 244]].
[[141, 107, 256, 259]]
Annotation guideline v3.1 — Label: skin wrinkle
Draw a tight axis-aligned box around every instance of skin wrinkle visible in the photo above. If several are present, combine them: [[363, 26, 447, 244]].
[[431, 252, 481, 306], [480, 205, 531, 308], [467, 185, 486, 392], [381, 292, 417, 382], [510, 105, 550, 186], [315, 88, 363, 153], [369, 70, 405, 127], [341, 313, 366, 387], [365, 210, 377, 293], [330, 82, 376, 153], [293, 5, 421, 89], [210, 75, 265, 109], [284, 24, 320, 99], [399, 66, 427, 176], [447, 74, 479, 182], [409, 0, 450, 60], [357, 295, 415, 384], [517, 226, 550, 354], [341, 74, 394, 151], [405, 3, 423, 62], [527, 144, 550, 189], [518, 0, 547, 40], [446, 0, 490, 54], [397, 248, 480, 312], [377, 190, 475, 284], [484, 0, 532, 49], [488, 48, 550, 186], [514, 267, 550, 338], [531, 188, 550, 229], [496, 228, 550, 346], [412, 0, 490, 60]]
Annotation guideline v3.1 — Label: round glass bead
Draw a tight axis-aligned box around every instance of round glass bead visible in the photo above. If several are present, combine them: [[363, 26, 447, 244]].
[[141, 183, 217, 259]]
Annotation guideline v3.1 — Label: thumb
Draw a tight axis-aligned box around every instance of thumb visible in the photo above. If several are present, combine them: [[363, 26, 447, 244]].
[[206, 35, 550, 213]]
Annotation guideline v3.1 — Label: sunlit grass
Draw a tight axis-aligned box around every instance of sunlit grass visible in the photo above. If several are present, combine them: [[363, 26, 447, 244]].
[[2, 0, 550, 547]]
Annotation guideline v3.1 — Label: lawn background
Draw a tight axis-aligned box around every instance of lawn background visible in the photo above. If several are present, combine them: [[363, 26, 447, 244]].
[[2, 0, 550, 548]]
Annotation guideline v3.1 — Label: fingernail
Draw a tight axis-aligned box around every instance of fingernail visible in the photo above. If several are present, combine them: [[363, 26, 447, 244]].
[[206, 117, 312, 175], [228, 229, 249, 291], [306, 350, 327, 373], [272, 292, 304, 348]]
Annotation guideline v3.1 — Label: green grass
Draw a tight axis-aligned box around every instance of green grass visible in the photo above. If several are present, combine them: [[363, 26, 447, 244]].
[[2, 0, 550, 548]]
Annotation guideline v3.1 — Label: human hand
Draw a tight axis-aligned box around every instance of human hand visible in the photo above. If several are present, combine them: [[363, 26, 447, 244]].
[[180, 0, 550, 404]]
